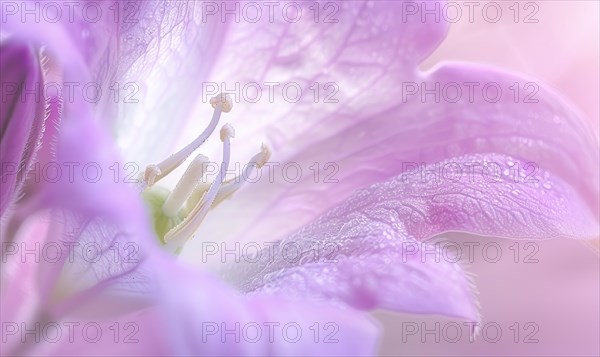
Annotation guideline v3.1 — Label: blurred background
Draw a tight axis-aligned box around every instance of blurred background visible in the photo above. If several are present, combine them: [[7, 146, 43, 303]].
[[421, 0, 599, 136]]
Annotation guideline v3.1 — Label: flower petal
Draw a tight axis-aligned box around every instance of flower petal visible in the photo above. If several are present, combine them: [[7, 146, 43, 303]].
[[185, 0, 452, 253], [188, 63, 598, 254], [220, 154, 598, 322], [0, 39, 45, 220], [14, 261, 380, 356], [247, 241, 478, 323], [156, 265, 380, 356], [109, 2, 232, 163], [199, 0, 448, 153]]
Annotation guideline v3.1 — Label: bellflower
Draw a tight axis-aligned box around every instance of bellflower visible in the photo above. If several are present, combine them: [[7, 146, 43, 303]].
[[1, 1, 598, 356]]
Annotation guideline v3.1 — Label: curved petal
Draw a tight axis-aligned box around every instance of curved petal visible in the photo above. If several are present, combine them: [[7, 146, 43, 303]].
[[421, 63, 599, 215], [185, 0, 452, 253], [0, 210, 50, 354], [187, 63, 599, 254], [2, 1, 229, 162], [6, 220, 379, 357], [195, 0, 448, 154], [0, 39, 45, 221], [3, 115, 163, 325], [14, 261, 380, 356], [1, 14, 149, 224], [2, 9, 162, 312], [156, 265, 379, 356], [109, 2, 232, 163], [219, 154, 598, 323], [245, 241, 478, 324]]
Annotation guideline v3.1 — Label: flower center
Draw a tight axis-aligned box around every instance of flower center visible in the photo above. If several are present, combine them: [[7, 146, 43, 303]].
[[140, 94, 271, 254]]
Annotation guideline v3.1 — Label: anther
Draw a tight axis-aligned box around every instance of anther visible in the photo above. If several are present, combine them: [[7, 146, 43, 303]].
[[142, 93, 233, 188], [213, 143, 271, 206], [210, 93, 233, 113]]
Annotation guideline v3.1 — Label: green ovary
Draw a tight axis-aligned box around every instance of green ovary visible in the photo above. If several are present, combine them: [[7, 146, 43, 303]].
[[142, 186, 186, 245]]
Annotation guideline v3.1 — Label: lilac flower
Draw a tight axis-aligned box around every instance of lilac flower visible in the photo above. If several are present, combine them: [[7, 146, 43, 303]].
[[1, 1, 598, 356]]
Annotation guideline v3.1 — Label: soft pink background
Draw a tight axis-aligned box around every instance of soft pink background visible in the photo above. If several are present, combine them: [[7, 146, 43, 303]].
[[380, 2, 599, 356], [421, 0, 599, 136]]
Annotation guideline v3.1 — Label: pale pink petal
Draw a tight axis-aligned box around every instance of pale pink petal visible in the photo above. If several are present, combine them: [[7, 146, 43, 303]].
[[190, 61, 598, 254], [219, 154, 598, 323], [185, 0, 452, 255]]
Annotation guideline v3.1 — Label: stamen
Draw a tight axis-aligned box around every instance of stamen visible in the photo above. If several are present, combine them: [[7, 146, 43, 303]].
[[142, 93, 233, 188], [161, 154, 209, 218], [164, 124, 235, 243], [212, 143, 271, 206], [184, 144, 271, 210]]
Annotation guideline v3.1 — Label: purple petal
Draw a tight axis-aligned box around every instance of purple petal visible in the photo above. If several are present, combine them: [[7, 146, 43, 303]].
[[211, 0, 447, 81], [1, 121, 161, 330], [247, 242, 478, 322], [0, 30, 162, 317], [35, 117, 146, 223], [220, 154, 598, 322], [4, 206, 379, 356], [13, 260, 379, 356], [206, 0, 448, 151], [155, 265, 380, 356], [193, 64, 598, 250], [187, 0, 452, 252], [180, 2, 597, 249], [0, 39, 45, 220], [2, 2, 227, 162]]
